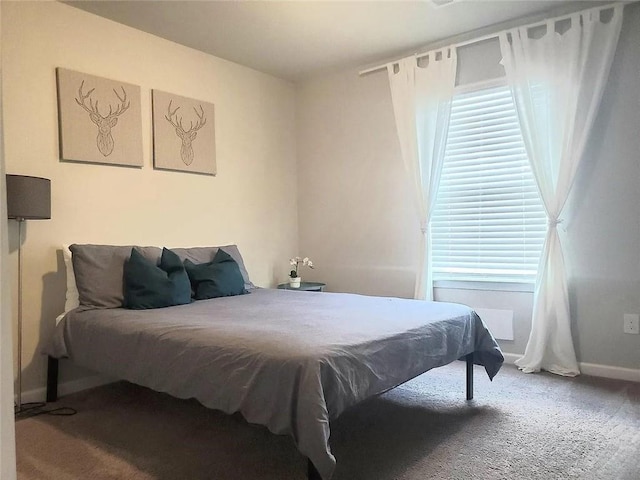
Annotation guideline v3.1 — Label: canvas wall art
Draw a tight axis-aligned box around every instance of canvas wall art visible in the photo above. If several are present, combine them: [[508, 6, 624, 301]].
[[152, 90, 216, 175], [56, 68, 143, 167]]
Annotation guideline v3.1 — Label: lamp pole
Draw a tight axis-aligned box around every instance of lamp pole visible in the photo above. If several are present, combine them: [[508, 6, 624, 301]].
[[16, 217, 24, 412]]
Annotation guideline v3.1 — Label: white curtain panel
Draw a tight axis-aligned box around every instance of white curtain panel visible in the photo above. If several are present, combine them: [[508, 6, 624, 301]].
[[499, 4, 623, 376], [387, 49, 457, 301]]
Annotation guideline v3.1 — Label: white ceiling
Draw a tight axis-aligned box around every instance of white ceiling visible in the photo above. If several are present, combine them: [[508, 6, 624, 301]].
[[65, 0, 601, 82]]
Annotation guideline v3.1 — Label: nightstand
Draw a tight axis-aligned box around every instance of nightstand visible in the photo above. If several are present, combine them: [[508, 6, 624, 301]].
[[277, 282, 326, 292]]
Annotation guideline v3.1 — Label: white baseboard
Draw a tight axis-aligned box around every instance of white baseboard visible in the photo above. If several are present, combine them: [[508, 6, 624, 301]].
[[502, 352, 640, 383], [501, 352, 521, 365], [579, 362, 640, 383], [19, 374, 114, 404]]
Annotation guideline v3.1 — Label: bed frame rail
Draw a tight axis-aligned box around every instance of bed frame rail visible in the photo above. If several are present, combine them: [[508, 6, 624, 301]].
[[466, 353, 474, 400], [47, 356, 59, 402]]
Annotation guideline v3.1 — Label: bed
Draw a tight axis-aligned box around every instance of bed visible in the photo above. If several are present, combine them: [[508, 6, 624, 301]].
[[45, 244, 504, 480]]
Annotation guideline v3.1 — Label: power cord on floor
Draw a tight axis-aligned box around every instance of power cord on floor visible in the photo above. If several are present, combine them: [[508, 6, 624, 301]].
[[15, 402, 77, 419]]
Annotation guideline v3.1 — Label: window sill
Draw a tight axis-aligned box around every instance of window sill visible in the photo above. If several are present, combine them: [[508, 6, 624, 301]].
[[433, 280, 535, 293]]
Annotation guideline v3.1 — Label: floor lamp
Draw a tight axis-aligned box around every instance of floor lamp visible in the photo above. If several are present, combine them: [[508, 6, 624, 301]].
[[6, 174, 51, 413]]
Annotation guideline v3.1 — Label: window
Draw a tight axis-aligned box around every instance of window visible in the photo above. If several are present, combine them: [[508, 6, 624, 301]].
[[431, 83, 546, 283]]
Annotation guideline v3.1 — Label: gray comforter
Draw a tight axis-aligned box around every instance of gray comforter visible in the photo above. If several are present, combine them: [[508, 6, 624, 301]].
[[48, 288, 503, 479]]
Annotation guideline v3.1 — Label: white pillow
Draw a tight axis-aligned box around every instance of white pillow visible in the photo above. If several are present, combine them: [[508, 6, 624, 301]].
[[56, 245, 80, 324]]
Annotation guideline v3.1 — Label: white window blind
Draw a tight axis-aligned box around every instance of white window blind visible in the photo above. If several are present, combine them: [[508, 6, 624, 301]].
[[432, 84, 546, 283]]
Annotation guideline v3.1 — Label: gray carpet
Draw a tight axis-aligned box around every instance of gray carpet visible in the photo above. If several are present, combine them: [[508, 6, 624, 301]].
[[16, 363, 640, 480]]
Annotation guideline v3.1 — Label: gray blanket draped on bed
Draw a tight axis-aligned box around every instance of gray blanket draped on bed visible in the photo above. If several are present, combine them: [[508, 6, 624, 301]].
[[48, 288, 503, 480]]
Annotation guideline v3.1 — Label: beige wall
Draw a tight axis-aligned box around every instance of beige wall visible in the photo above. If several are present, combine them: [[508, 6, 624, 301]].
[[297, 3, 640, 370], [296, 66, 419, 299], [2, 1, 298, 393], [0, 2, 18, 477]]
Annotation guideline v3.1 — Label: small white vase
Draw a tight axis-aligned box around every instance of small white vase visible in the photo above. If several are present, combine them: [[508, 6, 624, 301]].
[[289, 277, 301, 288]]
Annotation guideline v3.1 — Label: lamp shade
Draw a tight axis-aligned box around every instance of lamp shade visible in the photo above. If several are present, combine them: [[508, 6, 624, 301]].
[[6, 174, 51, 220]]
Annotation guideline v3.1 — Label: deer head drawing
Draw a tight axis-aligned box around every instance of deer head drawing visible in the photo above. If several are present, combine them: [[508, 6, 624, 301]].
[[75, 81, 130, 157], [164, 100, 207, 166]]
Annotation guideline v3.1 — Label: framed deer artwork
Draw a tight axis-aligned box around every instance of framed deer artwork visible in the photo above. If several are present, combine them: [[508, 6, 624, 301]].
[[151, 90, 216, 175], [56, 68, 143, 167]]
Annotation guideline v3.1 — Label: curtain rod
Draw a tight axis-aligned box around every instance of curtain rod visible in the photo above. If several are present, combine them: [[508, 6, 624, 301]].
[[358, 1, 626, 76]]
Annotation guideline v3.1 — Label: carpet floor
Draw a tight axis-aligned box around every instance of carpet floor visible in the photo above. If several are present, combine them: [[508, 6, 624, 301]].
[[15, 363, 640, 480]]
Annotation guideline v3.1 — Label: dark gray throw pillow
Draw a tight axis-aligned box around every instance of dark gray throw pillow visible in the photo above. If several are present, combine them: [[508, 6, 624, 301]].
[[70, 244, 162, 308], [184, 249, 246, 300], [124, 247, 192, 309], [171, 245, 255, 291]]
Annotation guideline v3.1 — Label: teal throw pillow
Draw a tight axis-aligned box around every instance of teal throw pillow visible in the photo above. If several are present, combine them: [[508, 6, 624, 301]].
[[124, 247, 192, 309], [184, 249, 246, 300]]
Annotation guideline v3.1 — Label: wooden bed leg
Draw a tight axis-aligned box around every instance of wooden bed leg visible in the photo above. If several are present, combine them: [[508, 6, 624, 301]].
[[46, 356, 59, 403], [466, 353, 474, 401], [308, 459, 322, 480]]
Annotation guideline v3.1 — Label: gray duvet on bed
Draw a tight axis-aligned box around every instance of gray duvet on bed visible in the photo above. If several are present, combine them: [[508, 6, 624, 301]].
[[47, 288, 503, 480]]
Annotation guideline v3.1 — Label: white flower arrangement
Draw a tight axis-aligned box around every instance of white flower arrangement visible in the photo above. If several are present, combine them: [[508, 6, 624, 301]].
[[289, 256, 314, 279]]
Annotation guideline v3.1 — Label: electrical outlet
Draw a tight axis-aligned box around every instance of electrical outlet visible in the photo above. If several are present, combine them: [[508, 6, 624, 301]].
[[623, 314, 640, 334]]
